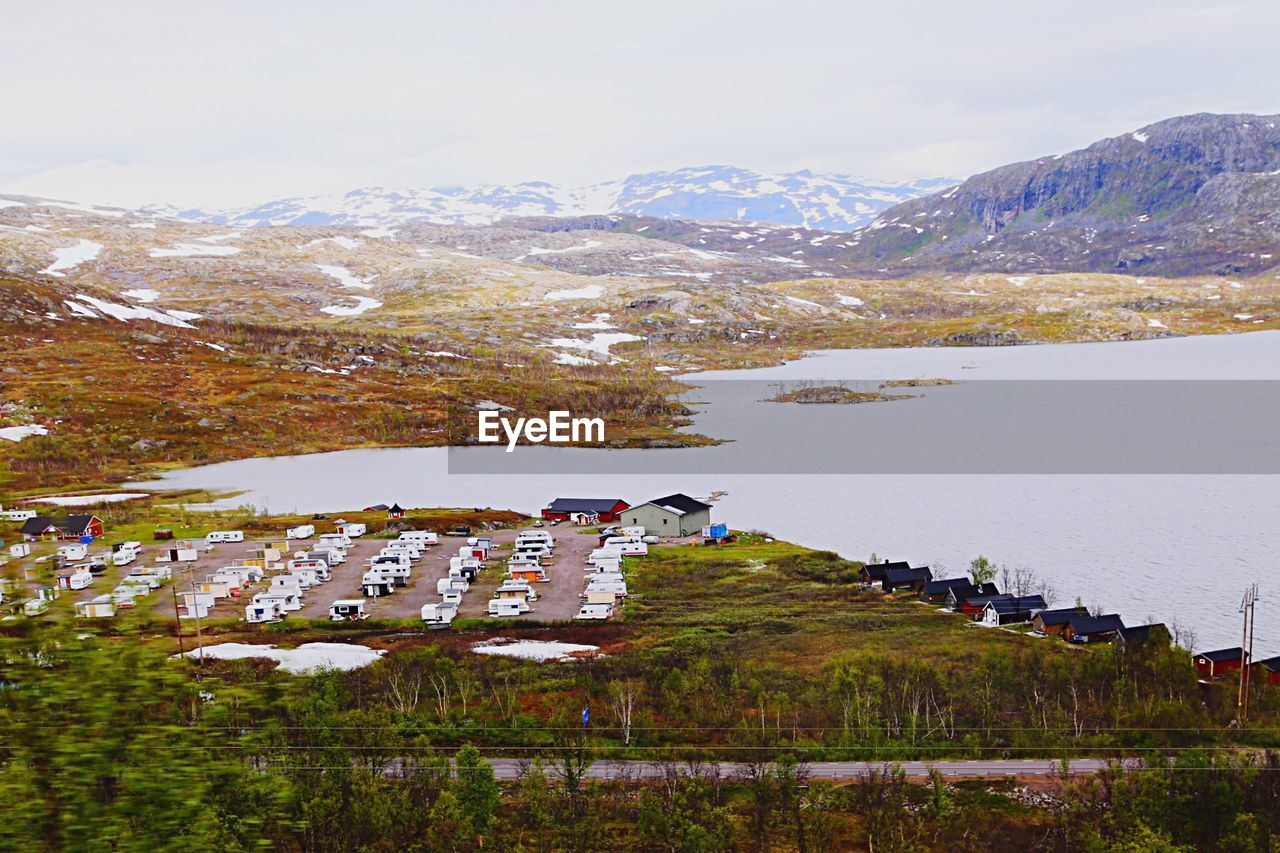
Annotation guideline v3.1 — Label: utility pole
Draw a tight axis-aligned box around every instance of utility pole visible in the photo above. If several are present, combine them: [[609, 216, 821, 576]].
[[171, 581, 186, 658], [1237, 584, 1260, 723]]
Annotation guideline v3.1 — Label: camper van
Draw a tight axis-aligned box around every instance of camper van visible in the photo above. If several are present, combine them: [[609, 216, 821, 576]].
[[329, 599, 368, 621], [487, 598, 526, 618], [441, 589, 463, 607], [517, 530, 554, 547], [381, 542, 421, 560], [421, 601, 457, 627], [317, 532, 351, 550], [587, 548, 623, 565], [76, 595, 117, 619], [583, 589, 618, 606], [253, 590, 301, 612], [57, 569, 94, 591], [155, 544, 199, 563], [335, 521, 366, 538], [575, 603, 613, 621], [508, 566, 546, 584], [398, 530, 438, 547], [603, 538, 648, 556], [245, 599, 285, 624], [286, 524, 315, 540], [361, 571, 395, 597], [58, 543, 88, 561], [112, 548, 138, 567], [123, 572, 162, 590], [312, 546, 345, 566], [206, 531, 245, 544], [436, 576, 469, 595], [288, 557, 331, 581], [287, 567, 323, 588], [584, 579, 627, 598], [494, 580, 538, 602]]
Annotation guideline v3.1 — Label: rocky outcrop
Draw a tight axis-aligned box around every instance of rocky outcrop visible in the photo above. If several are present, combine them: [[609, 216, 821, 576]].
[[843, 113, 1280, 277]]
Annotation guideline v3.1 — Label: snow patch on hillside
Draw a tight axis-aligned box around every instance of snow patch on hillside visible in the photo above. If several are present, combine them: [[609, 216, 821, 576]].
[[40, 239, 102, 276]]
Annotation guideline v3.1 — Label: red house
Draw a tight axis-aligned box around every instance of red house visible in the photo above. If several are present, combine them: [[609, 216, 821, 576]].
[[541, 498, 629, 523], [1194, 647, 1247, 680], [1251, 657, 1280, 687], [20, 514, 104, 541]]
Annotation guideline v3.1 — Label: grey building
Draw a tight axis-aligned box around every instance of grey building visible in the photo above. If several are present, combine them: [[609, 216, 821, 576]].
[[622, 493, 712, 537]]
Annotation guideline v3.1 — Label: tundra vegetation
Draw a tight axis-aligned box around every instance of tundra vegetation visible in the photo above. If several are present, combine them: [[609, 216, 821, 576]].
[[3, 509, 1280, 849]]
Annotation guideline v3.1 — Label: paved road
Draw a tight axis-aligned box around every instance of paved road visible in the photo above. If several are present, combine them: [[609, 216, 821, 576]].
[[480, 757, 1113, 781]]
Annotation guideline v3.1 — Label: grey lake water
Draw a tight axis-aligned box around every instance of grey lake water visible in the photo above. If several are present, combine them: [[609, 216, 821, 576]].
[[133, 331, 1280, 651]]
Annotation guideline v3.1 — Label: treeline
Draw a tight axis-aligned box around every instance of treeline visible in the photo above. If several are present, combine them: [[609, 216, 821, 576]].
[[5, 626, 1280, 849]]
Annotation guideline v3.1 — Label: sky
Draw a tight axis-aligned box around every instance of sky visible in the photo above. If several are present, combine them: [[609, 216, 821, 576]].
[[3, 0, 1279, 208]]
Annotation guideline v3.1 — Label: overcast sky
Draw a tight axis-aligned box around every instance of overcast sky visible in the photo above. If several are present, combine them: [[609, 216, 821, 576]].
[[4, 0, 1278, 208]]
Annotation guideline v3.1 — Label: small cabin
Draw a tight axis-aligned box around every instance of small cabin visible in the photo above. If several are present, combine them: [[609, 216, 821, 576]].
[[882, 566, 933, 594], [859, 560, 911, 587], [1030, 607, 1089, 637], [981, 595, 1047, 626], [1251, 657, 1280, 687], [75, 595, 116, 618], [1194, 648, 1247, 680], [1065, 614, 1125, 644], [329, 599, 368, 622]]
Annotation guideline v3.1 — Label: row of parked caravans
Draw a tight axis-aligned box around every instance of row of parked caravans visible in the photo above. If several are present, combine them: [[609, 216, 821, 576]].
[[575, 528, 646, 620], [74, 564, 173, 618], [420, 533, 487, 625], [243, 528, 370, 623], [481, 530, 556, 619]]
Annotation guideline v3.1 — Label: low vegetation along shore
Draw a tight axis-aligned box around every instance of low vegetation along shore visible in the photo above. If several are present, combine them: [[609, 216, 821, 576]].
[[2, 498, 1279, 849]]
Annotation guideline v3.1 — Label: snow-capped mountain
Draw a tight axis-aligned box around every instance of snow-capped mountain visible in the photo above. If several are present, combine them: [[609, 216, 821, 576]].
[[163, 167, 955, 232]]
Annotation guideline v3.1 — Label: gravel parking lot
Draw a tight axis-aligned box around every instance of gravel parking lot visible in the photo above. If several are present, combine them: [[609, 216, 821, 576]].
[[107, 522, 608, 624]]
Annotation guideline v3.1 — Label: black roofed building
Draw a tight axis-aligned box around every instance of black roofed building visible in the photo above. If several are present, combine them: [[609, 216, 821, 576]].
[[932, 580, 999, 608], [981, 594, 1048, 626], [1030, 606, 1089, 638], [1116, 623, 1171, 652], [1194, 647, 1248, 680], [622, 494, 711, 537], [1065, 614, 1125, 643], [860, 560, 911, 586], [882, 565, 934, 593], [543, 498, 631, 523], [20, 514, 104, 541]]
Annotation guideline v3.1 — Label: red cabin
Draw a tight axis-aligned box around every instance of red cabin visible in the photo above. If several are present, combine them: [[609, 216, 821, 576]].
[[1194, 648, 1247, 680], [541, 498, 630, 523], [20, 514, 104, 541], [1251, 657, 1280, 687]]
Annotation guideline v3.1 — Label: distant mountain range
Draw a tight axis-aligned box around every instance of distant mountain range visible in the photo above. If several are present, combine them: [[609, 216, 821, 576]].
[[844, 112, 1280, 277], [161, 167, 956, 232]]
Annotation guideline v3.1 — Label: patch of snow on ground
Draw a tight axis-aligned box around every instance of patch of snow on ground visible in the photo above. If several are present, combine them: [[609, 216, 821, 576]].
[[572, 313, 615, 329], [1147, 318, 1167, 329], [47, 201, 124, 218], [835, 294, 865, 306], [517, 239, 602, 261], [552, 352, 597, 366], [36, 492, 148, 505], [166, 309, 203, 322], [1132, 131, 1149, 143], [321, 296, 382, 317], [784, 295, 825, 309], [544, 284, 604, 301], [122, 288, 160, 303], [687, 317, 706, 324], [73, 294, 196, 328], [198, 231, 240, 243], [545, 332, 643, 358], [175, 642, 385, 673], [360, 227, 397, 238], [150, 243, 241, 258], [307, 236, 362, 250], [64, 300, 98, 318], [129, 221, 158, 229], [0, 425, 49, 442], [472, 638, 600, 662], [1235, 314, 1255, 320], [315, 263, 374, 290], [40, 239, 103, 276]]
